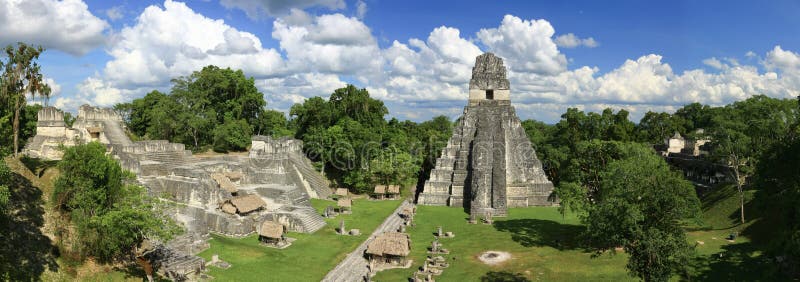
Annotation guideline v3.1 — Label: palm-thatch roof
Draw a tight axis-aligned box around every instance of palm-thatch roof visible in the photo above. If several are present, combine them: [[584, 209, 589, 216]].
[[366, 232, 411, 257], [86, 127, 103, 133], [211, 173, 238, 193], [227, 194, 266, 214], [374, 185, 387, 194], [221, 202, 237, 214], [224, 171, 244, 181], [335, 188, 349, 196], [387, 185, 400, 194], [337, 198, 352, 208], [258, 221, 284, 239]]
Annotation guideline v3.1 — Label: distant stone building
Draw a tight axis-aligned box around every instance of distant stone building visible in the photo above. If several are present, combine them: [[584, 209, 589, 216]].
[[417, 53, 555, 218], [662, 130, 710, 156], [24, 105, 130, 159]]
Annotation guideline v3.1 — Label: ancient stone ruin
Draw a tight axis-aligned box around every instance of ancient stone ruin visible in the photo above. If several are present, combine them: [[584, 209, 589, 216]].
[[417, 52, 555, 218], [24, 104, 332, 267]]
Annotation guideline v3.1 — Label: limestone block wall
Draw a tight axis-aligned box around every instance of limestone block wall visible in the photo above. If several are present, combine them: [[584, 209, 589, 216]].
[[418, 101, 555, 213]]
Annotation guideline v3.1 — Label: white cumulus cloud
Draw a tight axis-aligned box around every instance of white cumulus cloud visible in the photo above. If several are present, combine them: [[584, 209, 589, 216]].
[[67, 4, 800, 123], [477, 15, 567, 75], [0, 0, 109, 56], [555, 33, 598, 48]]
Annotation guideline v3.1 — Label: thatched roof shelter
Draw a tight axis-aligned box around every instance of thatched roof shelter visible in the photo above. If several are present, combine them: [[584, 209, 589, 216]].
[[86, 127, 103, 134], [226, 194, 266, 214], [366, 232, 411, 257], [335, 188, 349, 196], [211, 173, 238, 193], [373, 185, 387, 194], [337, 198, 352, 208], [220, 202, 237, 214], [258, 221, 284, 239], [224, 171, 244, 181], [387, 185, 400, 194]]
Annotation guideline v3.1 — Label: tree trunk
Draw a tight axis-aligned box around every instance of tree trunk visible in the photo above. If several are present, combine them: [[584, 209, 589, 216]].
[[732, 162, 745, 224], [739, 187, 745, 224], [13, 95, 20, 157]]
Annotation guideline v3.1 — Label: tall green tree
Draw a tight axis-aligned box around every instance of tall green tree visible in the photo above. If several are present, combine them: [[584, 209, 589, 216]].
[[754, 119, 800, 275], [585, 149, 700, 281], [0, 43, 50, 156], [53, 142, 181, 261], [117, 66, 271, 152]]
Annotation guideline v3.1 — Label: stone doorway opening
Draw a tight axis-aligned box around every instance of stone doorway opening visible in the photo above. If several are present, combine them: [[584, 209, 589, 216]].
[[486, 90, 494, 100]]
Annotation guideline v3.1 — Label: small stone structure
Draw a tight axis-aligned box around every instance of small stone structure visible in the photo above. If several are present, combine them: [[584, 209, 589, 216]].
[[399, 207, 415, 226], [338, 198, 352, 214], [427, 238, 449, 254], [365, 232, 412, 271], [417, 53, 555, 219], [335, 188, 349, 197], [258, 220, 289, 248], [323, 205, 338, 218]]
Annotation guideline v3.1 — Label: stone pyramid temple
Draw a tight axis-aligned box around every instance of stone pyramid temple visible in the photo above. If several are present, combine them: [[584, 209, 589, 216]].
[[417, 53, 555, 218]]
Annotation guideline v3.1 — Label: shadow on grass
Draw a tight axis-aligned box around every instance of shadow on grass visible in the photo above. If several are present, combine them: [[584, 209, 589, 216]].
[[688, 210, 791, 281], [493, 219, 585, 250], [0, 171, 59, 280], [480, 271, 531, 282], [19, 156, 58, 178], [687, 241, 785, 281]]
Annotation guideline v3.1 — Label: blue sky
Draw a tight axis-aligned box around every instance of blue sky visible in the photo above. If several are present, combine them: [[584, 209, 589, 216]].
[[2, 0, 799, 123]]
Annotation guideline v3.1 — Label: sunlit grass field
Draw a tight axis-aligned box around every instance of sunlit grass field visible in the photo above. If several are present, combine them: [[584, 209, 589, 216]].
[[196, 198, 402, 281]]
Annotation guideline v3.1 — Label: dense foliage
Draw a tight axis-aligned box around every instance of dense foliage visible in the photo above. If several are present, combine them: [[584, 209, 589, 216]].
[[752, 99, 800, 276], [291, 85, 452, 193], [584, 144, 699, 281], [115, 65, 290, 152], [518, 95, 799, 280], [52, 142, 181, 261], [0, 162, 9, 216]]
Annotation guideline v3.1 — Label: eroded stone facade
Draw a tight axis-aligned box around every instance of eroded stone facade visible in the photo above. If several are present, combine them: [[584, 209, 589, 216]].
[[25, 105, 331, 250], [418, 53, 555, 217]]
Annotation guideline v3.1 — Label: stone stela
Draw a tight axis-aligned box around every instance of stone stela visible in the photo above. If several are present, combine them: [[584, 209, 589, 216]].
[[417, 52, 556, 219]]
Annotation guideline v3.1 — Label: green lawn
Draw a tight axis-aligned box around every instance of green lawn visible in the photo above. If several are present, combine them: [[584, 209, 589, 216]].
[[374, 206, 632, 282], [683, 184, 786, 281], [197, 198, 402, 281], [374, 184, 780, 282]]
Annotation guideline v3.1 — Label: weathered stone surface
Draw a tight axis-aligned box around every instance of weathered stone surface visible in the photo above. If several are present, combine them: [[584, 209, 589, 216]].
[[469, 52, 510, 90], [418, 53, 555, 216], [24, 105, 331, 257]]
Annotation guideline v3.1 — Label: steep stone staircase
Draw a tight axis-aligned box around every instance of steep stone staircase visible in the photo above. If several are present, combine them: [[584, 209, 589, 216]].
[[289, 154, 331, 198], [101, 120, 132, 146]]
